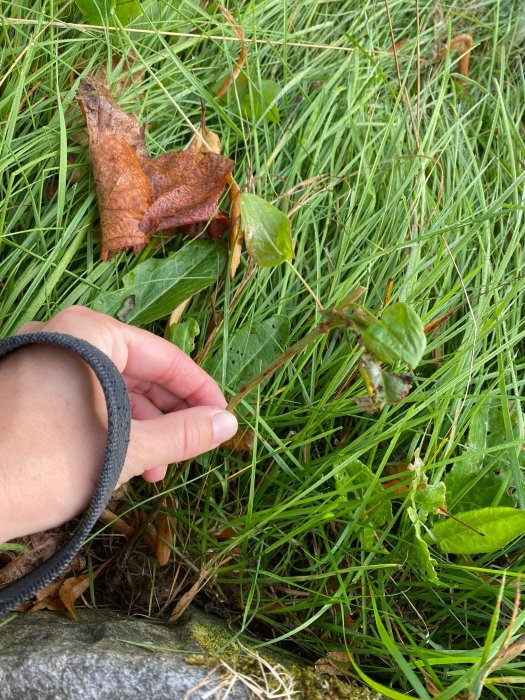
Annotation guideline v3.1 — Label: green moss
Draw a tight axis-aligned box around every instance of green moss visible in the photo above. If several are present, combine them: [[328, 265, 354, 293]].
[[186, 644, 382, 699]]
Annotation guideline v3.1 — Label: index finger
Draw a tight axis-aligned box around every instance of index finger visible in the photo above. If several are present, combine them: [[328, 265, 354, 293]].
[[45, 307, 227, 409]]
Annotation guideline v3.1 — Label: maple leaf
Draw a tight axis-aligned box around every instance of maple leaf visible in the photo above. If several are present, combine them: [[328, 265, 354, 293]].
[[76, 77, 234, 260]]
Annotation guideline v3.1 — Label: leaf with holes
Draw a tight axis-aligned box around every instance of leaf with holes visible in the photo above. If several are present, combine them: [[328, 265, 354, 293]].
[[430, 507, 525, 554], [240, 193, 293, 267], [360, 302, 426, 369], [204, 315, 290, 393], [92, 240, 225, 325]]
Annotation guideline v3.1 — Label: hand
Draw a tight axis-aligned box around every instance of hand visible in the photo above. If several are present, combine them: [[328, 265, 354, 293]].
[[0, 306, 237, 542]]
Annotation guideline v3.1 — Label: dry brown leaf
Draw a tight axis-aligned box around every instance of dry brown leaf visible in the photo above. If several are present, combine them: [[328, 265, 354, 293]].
[[98, 507, 135, 538], [227, 174, 243, 278], [437, 34, 473, 81], [314, 651, 351, 677], [59, 574, 91, 620], [168, 567, 210, 623], [220, 426, 254, 453], [155, 496, 174, 567], [76, 77, 234, 260], [0, 533, 65, 587], [31, 596, 67, 613]]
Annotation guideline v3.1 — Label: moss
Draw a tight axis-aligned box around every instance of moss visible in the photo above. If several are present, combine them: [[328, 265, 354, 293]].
[[186, 647, 382, 699], [186, 612, 382, 699]]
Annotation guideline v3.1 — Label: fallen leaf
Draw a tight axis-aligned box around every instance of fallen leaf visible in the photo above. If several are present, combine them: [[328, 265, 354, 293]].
[[155, 514, 173, 568], [436, 34, 473, 82], [168, 567, 211, 623], [0, 533, 66, 586], [220, 426, 255, 452], [314, 651, 351, 677], [227, 174, 243, 278], [76, 77, 234, 260], [59, 574, 91, 620]]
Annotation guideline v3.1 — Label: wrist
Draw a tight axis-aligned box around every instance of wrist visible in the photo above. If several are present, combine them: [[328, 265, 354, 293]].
[[0, 344, 107, 541]]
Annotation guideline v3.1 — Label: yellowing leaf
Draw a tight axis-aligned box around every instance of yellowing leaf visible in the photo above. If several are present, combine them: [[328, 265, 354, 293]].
[[430, 507, 525, 554]]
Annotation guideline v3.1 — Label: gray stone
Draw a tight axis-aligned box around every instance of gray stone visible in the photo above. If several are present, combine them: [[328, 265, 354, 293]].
[[0, 608, 251, 700]]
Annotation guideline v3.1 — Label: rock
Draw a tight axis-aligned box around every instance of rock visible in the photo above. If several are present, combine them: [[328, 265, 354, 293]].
[[0, 607, 251, 700], [0, 606, 382, 699]]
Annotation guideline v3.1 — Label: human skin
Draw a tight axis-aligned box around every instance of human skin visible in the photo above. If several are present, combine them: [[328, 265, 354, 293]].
[[0, 306, 238, 542]]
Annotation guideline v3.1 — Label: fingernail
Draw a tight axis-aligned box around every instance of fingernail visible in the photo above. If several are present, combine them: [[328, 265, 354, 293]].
[[212, 410, 238, 445]]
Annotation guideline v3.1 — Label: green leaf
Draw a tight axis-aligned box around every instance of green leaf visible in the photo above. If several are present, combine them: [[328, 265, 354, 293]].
[[240, 193, 294, 267], [76, 0, 107, 24], [115, 0, 142, 23], [240, 79, 281, 123], [430, 507, 525, 554], [93, 240, 226, 325], [75, 0, 142, 25], [360, 302, 426, 369], [445, 399, 520, 512], [167, 318, 200, 355], [204, 315, 290, 393], [406, 457, 445, 583], [0, 542, 29, 553]]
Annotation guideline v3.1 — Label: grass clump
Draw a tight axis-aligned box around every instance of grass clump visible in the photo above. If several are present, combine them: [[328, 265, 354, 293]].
[[1, 0, 525, 698]]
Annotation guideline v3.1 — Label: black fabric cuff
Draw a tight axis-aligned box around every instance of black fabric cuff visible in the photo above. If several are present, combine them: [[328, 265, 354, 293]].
[[0, 333, 131, 615]]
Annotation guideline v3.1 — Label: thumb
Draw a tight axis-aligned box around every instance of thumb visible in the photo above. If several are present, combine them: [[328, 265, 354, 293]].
[[123, 406, 238, 477]]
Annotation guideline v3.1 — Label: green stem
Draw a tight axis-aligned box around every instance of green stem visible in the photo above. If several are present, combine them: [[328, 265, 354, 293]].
[[227, 316, 349, 412]]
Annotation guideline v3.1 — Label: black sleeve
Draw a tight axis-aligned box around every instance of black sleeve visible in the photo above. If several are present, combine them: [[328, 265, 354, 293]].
[[0, 332, 131, 615]]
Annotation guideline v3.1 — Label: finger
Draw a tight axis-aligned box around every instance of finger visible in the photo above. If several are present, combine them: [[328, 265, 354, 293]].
[[128, 394, 169, 482], [15, 321, 44, 334], [45, 307, 227, 408], [141, 465, 168, 483], [126, 378, 189, 413], [129, 392, 164, 421], [124, 407, 238, 475]]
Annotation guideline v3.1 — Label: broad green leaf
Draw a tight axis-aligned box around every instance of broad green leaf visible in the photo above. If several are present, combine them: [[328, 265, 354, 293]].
[[360, 302, 426, 369], [430, 507, 525, 554], [240, 79, 281, 123], [407, 507, 440, 584], [76, 0, 107, 24], [167, 318, 200, 355], [115, 0, 142, 23], [240, 193, 294, 267], [75, 0, 142, 25], [204, 315, 290, 393], [93, 240, 226, 325], [445, 399, 520, 512]]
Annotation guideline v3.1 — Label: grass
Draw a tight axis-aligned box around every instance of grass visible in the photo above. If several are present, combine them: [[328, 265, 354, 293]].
[[1, 0, 525, 697]]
